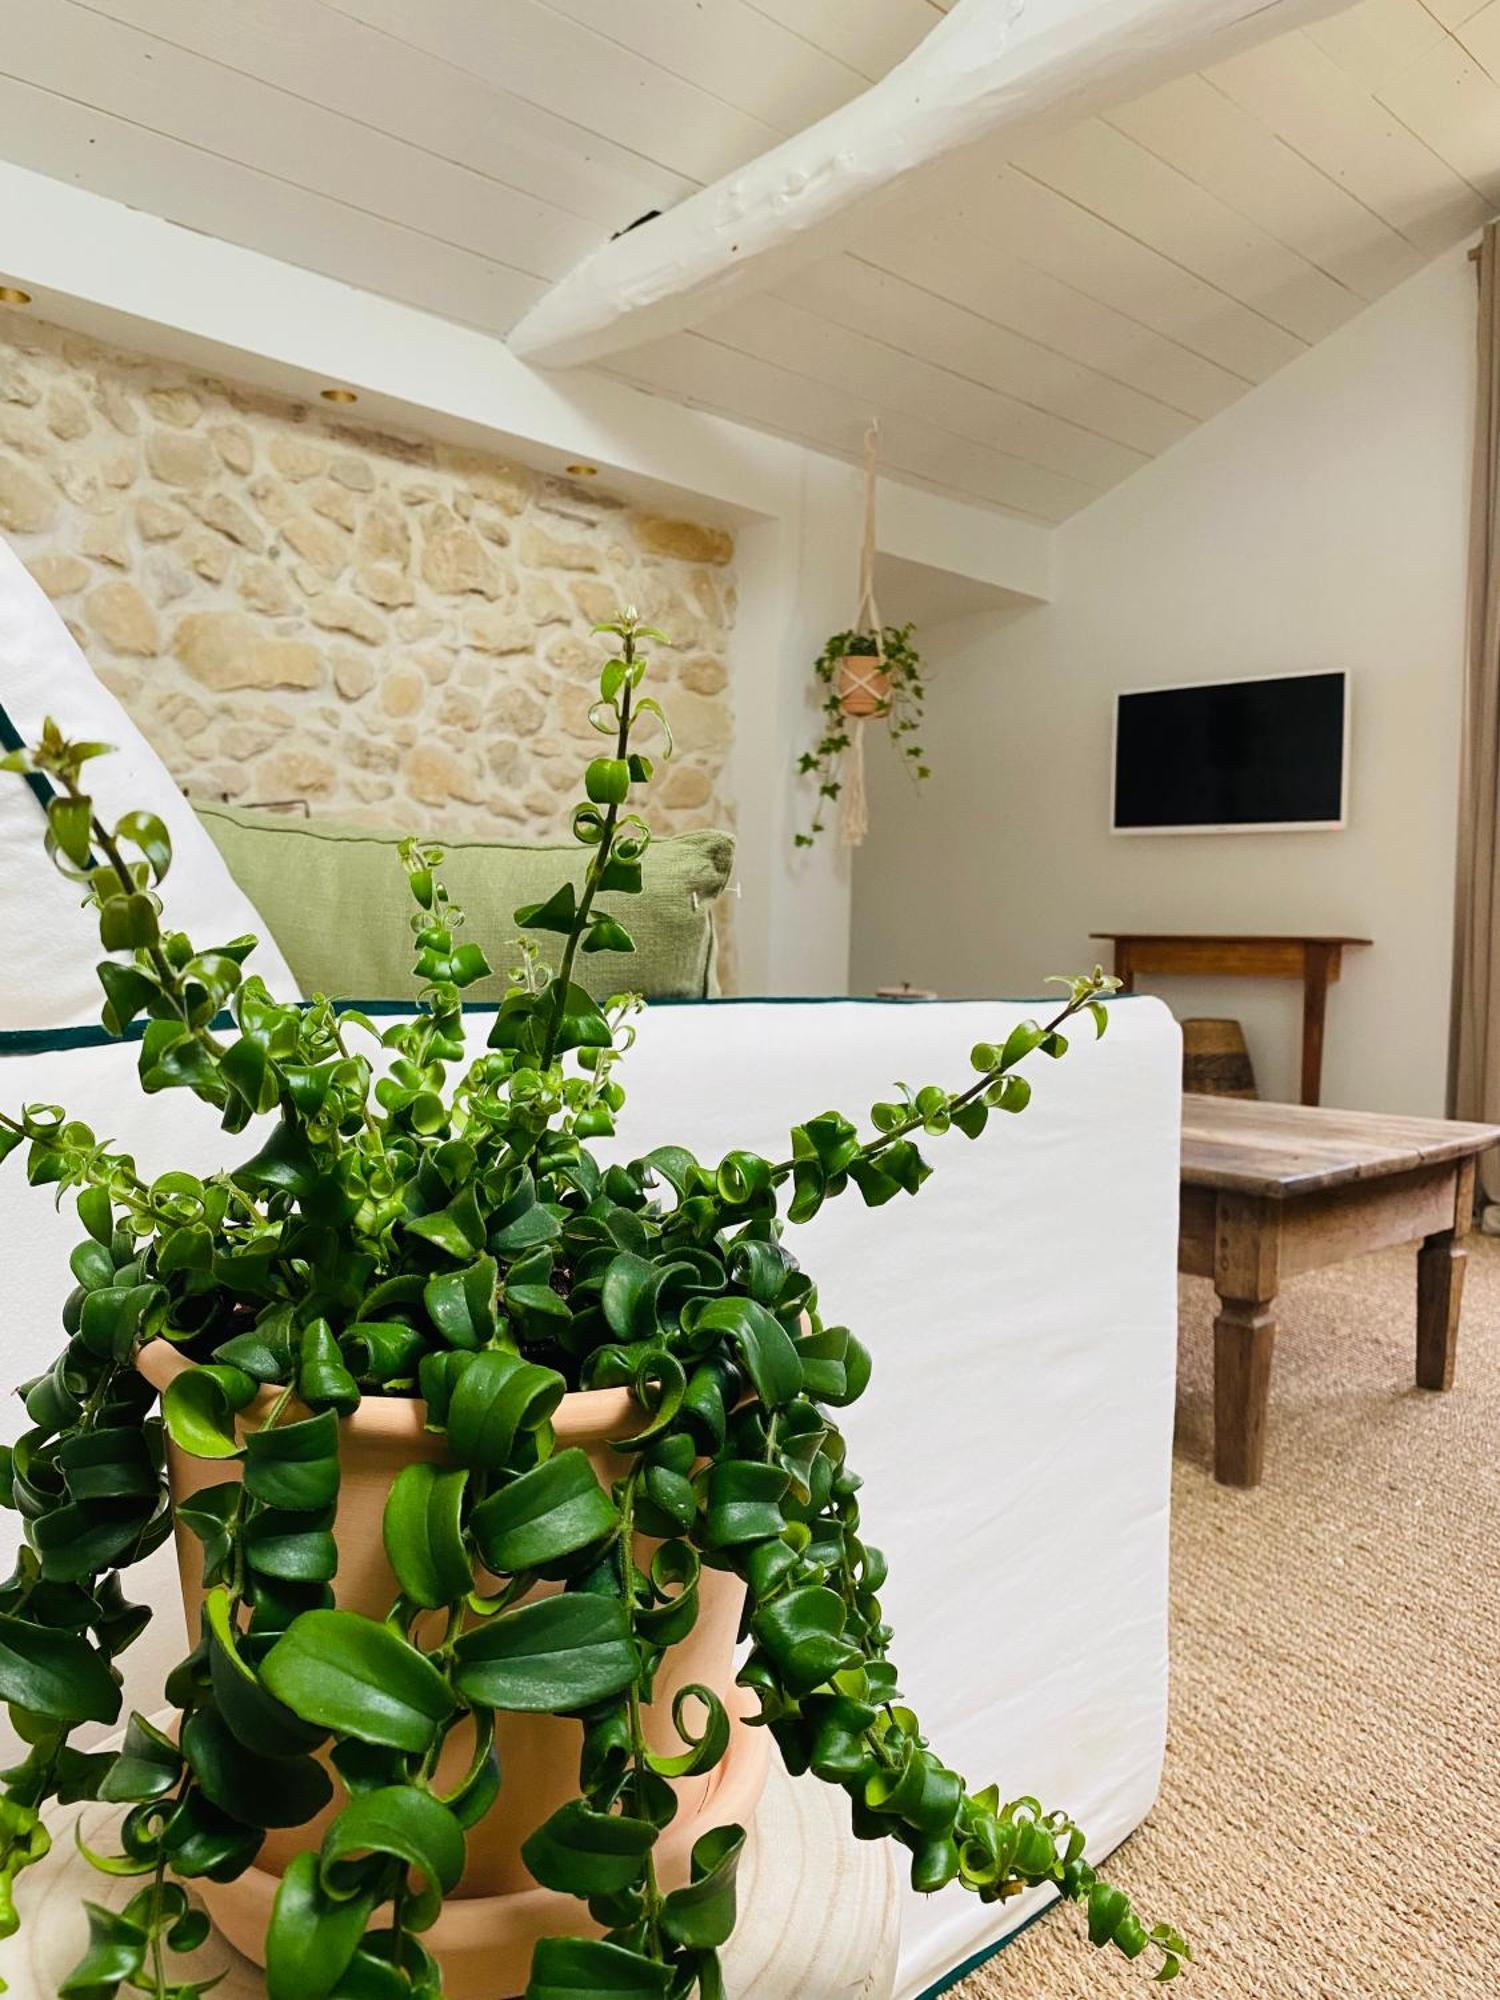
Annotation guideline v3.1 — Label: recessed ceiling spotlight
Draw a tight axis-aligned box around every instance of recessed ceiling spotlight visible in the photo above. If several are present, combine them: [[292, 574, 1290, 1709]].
[[565, 463, 599, 478], [0, 286, 33, 307], [320, 386, 358, 404]]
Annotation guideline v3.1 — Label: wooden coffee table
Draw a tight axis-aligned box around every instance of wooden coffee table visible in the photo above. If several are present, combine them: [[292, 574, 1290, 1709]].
[[1179, 1095, 1500, 1486]]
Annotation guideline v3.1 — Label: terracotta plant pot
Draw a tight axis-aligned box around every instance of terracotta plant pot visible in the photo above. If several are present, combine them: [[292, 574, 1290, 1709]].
[[835, 651, 889, 719], [137, 1341, 770, 2000]]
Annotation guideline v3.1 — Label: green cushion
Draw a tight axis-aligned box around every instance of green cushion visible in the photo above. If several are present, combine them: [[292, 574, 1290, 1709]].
[[194, 804, 734, 1004]]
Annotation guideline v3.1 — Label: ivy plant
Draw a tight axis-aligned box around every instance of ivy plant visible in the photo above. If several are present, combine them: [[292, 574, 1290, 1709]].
[[795, 622, 928, 848], [0, 615, 1187, 1999]]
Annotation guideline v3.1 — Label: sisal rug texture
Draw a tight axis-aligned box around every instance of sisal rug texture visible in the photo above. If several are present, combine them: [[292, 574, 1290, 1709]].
[[959, 1239, 1500, 2000]]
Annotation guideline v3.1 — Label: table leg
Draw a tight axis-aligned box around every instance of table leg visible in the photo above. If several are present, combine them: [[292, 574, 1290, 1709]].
[[1415, 1158, 1475, 1391], [1214, 1299, 1278, 1486], [1212, 1193, 1281, 1487], [1299, 942, 1335, 1107]]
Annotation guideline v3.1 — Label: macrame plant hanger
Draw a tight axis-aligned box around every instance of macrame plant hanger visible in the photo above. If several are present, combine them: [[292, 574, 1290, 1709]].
[[839, 422, 888, 848]]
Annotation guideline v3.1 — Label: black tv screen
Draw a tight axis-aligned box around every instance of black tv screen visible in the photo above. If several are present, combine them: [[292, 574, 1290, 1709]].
[[1113, 671, 1347, 833]]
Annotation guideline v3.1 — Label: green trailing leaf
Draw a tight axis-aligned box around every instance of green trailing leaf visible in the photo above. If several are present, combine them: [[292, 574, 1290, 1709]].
[[660, 1822, 746, 1949], [468, 1448, 619, 1576], [182, 1705, 333, 1828], [0, 1616, 120, 1725], [261, 1610, 455, 1753], [452, 1594, 637, 1713], [525, 1938, 672, 2000], [266, 1851, 376, 2000], [382, 1462, 471, 1610], [445, 1349, 565, 1472], [520, 1799, 657, 1897], [320, 1785, 466, 1900], [162, 1363, 256, 1459]]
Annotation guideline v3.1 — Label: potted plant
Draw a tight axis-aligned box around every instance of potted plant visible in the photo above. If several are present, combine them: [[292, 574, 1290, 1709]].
[[795, 623, 928, 849], [0, 615, 1187, 2000]]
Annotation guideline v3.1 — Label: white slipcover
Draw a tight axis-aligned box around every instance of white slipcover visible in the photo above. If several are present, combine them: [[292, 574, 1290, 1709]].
[[0, 995, 1180, 1997]]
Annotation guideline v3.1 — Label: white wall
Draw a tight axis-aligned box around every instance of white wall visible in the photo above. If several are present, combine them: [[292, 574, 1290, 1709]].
[[852, 244, 1479, 1113]]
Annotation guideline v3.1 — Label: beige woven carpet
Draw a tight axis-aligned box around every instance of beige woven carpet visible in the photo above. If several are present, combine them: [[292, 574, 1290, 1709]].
[[959, 1238, 1500, 2000]]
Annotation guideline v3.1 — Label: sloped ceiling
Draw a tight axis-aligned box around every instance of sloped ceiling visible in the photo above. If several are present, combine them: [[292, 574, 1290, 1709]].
[[2, 0, 1497, 521]]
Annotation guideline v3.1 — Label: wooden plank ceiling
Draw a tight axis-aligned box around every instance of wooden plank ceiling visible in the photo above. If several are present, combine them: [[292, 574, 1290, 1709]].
[[2, 0, 1496, 523]]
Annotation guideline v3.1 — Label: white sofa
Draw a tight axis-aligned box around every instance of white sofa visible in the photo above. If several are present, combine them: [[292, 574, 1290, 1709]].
[[0, 537, 1181, 1997]]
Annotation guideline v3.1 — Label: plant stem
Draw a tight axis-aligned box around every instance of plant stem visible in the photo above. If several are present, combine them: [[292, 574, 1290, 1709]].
[[537, 668, 635, 1073], [618, 1465, 668, 1965]]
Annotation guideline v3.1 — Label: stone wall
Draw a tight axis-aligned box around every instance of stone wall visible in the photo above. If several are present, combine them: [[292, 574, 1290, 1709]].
[[0, 309, 736, 847]]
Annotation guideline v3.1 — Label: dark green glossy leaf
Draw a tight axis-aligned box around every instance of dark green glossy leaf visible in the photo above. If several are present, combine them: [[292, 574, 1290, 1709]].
[[382, 1463, 470, 1610], [320, 1784, 465, 1899], [660, 1822, 746, 1949], [0, 1615, 120, 1725], [469, 1449, 618, 1576], [182, 1706, 333, 1828], [445, 1349, 564, 1472], [162, 1364, 255, 1460], [59, 1901, 147, 1995], [525, 1938, 671, 2000], [266, 1850, 374, 2000], [452, 1593, 636, 1713], [98, 1711, 181, 1803], [244, 1411, 340, 1511], [423, 1254, 497, 1349], [750, 1585, 859, 1696], [261, 1610, 454, 1753], [519, 1799, 656, 1897]]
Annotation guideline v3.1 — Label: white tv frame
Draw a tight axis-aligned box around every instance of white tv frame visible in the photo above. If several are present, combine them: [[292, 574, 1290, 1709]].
[[1110, 667, 1350, 837]]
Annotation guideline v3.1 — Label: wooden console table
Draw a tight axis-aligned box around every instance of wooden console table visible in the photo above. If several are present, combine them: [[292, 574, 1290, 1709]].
[[1180, 1095, 1500, 1486], [1091, 932, 1372, 1106]]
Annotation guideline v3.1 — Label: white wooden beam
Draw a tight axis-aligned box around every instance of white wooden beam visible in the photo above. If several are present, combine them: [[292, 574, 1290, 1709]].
[[508, 0, 1340, 370]]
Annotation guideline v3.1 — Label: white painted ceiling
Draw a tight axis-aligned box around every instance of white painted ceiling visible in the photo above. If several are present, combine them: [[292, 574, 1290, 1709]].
[[2, 0, 1497, 523]]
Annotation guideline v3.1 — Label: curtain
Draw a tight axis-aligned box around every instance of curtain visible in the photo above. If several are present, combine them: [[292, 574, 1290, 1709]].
[[1453, 222, 1500, 1202]]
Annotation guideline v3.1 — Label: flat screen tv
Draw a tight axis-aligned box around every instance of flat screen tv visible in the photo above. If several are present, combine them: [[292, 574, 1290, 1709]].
[[1112, 670, 1348, 834]]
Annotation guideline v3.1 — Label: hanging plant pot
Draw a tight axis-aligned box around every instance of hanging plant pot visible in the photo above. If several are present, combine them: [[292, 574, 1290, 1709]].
[[835, 649, 890, 719]]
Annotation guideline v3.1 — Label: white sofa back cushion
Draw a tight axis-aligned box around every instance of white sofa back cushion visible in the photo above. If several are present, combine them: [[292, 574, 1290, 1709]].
[[0, 531, 296, 1029]]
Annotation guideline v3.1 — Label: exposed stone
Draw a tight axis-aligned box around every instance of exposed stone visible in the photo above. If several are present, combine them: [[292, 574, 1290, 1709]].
[[146, 428, 218, 487], [0, 453, 56, 532], [546, 636, 591, 675], [489, 686, 546, 736], [421, 506, 502, 597], [257, 747, 337, 798], [143, 551, 194, 605], [184, 532, 233, 584], [85, 580, 159, 656], [97, 381, 139, 435], [346, 734, 398, 773], [270, 433, 326, 481], [486, 737, 524, 785], [332, 649, 376, 701], [0, 359, 40, 407], [308, 593, 384, 645], [380, 669, 425, 719], [46, 388, 91, 442], [569, 579, 619, 625], [191, 490, 264, 550], [463, 605, 531, 655], [281, 511, 349, 578], [210, 422, 255, 475], [356, 562, 414, 609], [405, 742, 486, 807], [329, 452, 375, 492], [357, 501, 411, 567], [156, 693, 212, 740], [311, 479, 359, 533], [474, 510, 513, 548], [146, 387, 202, 428], [239, 558, 297, 618], [680, 654, 728, 697], [633, 515, 733, 565], [662, 763, 712, 810], [416, 648, 455, 686], [27, 552, 89, 598], [558, 684, 599, 741], [248, 475, 299, 529], [218, 720, 280, 761], [519, 523, 602, 573], [175, 612, 324, 691], [438, 447, 531, 513], [80, 511, 131, 568], [438, 690, 483, 735], [136, 496, 187, 541], [524, 577, 571, 626], [395, 607, 445, 644]]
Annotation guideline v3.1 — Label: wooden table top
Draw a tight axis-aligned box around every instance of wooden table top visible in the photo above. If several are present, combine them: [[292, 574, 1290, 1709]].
[[1093, 932, 1373, 946], [1181, 1094, 1500, 1198]]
